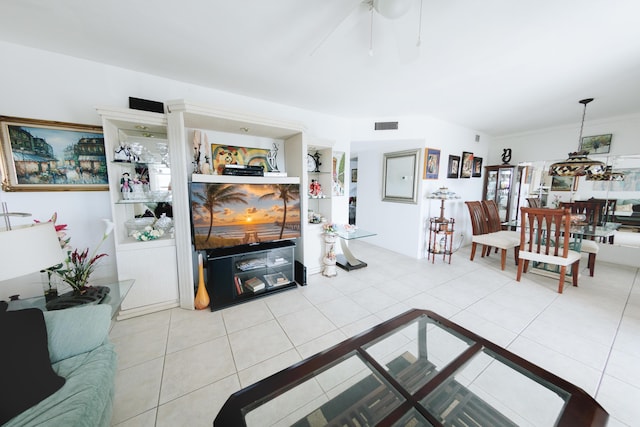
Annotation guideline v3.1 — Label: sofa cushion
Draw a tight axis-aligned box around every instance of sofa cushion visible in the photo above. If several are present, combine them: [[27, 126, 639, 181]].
[[3, 343, 117, 427], [0, 308, 65, 425], [43, 304, 111, 364]]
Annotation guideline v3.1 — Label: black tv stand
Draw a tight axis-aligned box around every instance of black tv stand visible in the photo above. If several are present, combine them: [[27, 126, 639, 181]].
[[206, 240, 297, 311]]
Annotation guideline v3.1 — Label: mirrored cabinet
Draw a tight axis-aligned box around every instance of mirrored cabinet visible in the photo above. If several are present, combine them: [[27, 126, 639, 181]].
[[482, 164, 525, 223], [97, 107, 179, 319]]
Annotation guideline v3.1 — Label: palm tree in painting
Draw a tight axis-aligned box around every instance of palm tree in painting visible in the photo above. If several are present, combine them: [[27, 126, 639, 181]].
[[194, 184, 247, 240], [259, 184, 300, 239]]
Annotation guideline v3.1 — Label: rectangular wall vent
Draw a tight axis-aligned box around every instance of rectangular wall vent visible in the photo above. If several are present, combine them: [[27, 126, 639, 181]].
[[374, 121, 399, 131]]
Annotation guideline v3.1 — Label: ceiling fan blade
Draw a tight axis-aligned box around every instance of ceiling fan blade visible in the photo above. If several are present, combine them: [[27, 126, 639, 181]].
[[310, 1, 368, 56]]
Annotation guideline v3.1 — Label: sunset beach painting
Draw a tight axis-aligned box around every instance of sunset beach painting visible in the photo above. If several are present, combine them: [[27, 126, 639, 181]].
[[190, 182, 301, 250]]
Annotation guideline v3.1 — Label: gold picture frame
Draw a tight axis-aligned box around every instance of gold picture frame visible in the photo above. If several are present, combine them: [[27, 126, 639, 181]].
[[0, 116, 106, 191]]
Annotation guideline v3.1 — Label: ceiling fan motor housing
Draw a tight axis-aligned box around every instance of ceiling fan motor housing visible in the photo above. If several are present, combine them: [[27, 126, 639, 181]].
[[373, 0, 412, 19]]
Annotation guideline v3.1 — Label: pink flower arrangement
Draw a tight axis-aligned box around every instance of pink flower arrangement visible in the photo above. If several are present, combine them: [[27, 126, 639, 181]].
[[38, 213, 114, 293]]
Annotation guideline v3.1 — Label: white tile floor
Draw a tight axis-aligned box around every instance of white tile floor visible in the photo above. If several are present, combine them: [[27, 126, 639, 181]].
[[109, 241, 640, 426]]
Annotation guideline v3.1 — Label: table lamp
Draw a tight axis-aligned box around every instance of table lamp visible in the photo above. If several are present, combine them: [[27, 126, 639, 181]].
[[427, 187, 460, 222], [0, 205, 65, 283]]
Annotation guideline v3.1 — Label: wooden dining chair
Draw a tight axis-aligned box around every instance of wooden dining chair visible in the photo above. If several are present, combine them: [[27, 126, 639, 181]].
[[588, 198, 617, 243], [560, 201, 600, 276], [517, 207, 581, 293], [481, 200, 520, 268], [527, 197, 542, 208], [465, 201, 519, 270]]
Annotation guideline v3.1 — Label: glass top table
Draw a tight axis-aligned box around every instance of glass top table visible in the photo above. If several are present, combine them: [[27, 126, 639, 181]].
[[215, 309, 608, 427], [6, 279, 134, 319], [334, 225, 377, 271]]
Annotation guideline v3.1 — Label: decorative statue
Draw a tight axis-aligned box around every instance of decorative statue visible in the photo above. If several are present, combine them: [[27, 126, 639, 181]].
[[267, 142, 279, 172], [502, 148, 512, 164], [310, 179, 323, 197], [120, 172, 132, 193]]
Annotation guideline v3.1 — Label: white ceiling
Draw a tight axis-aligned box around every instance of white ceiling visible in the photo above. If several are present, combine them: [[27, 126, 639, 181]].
[[1, 0, 640, 136]]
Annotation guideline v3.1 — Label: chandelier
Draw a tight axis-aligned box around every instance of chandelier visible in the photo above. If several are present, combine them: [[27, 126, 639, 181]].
[[549, 98, 606, 177], [585, 166, 625, 181]]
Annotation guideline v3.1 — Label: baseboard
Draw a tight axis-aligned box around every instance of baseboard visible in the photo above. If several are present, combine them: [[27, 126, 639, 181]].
[[116, 300, 179, 320]]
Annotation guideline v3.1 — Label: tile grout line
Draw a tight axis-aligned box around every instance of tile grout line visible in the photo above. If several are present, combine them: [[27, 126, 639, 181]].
[[593, 267, 640, 399]]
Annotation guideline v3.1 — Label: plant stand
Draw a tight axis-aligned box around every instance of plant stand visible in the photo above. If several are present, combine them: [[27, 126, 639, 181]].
[[322, 233, 338, 277]]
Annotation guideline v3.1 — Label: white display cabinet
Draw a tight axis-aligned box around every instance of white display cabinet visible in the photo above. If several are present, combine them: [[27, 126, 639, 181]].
[[97, 107, 180, 319], [305, 142, 334, 274], [165, 100, 312, 309]]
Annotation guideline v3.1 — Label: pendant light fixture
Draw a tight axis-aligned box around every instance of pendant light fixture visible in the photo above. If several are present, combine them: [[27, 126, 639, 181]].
[[549, 98, 606, 177], [585, 165, 625, 181]]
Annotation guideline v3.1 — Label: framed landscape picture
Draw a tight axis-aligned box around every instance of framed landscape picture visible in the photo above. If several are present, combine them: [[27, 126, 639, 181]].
[[447, 155, 460, 178], [551, 176, 574, 191], [423, 147, 440, 180], [579, 134, 612, 154], [0, 116, 107, 191]]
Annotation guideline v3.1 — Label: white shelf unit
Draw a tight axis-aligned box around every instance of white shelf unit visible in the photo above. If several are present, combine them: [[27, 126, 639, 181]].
[[165, 100, 331, 309], [97, 107, 180, 319], [305, 143, 334, 274]]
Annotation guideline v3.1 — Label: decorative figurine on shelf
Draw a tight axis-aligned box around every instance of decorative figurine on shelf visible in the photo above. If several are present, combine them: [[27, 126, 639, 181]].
[[310, 179, 323, 198], [114, 141, 137, 162], [267, 142, 279, 172], [193, 130, 202, 174], [120, 172, 133, 198]]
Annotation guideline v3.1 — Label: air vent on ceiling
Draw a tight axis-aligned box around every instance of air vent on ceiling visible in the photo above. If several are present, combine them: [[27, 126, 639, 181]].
[[374, 121, 399, 131]]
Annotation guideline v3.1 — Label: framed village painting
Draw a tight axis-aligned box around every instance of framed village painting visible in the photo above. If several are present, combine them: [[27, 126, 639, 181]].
[[0, 116, 107, 191]]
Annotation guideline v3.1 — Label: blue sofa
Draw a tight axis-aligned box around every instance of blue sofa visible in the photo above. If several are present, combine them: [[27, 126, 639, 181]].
[[2, 304, 117, 427]]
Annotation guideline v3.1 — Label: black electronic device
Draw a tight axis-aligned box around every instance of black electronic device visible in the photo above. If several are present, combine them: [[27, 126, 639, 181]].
[[295, 261, 307, 286], [222, 165, 264, 176]]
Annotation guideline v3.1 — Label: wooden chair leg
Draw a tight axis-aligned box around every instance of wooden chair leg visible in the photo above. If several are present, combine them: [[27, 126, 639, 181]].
[[588, 253, 595, 277], [514, 247, 519, 265], [572, 261, 580, 287], [470, 242, 477, 261], [516, 259, 523, 281], [558, 266, 566, 293], [500, 249, 507, 270], [522, 260, 530, 273]]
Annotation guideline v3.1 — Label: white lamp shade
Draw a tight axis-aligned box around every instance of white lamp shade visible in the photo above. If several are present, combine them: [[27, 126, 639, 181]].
[[373, 0, 412, 19], [0, 222, 65, 282]]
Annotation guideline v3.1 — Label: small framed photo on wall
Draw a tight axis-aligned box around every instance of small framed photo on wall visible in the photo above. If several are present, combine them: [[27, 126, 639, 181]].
[[447, 155, 460, 178], [460, 151, 474, 178], [423, 147, 440, 180], [472, 157, 483, 177]]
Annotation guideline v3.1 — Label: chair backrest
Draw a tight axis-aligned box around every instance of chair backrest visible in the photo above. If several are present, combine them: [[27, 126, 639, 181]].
[[519, 207, 572, 258], [465, 201, 489, 236], [481, 200, 502, 232], [588, 198, 617, 224], [527, 197, 542, 208], [560, 201, 602, 232]]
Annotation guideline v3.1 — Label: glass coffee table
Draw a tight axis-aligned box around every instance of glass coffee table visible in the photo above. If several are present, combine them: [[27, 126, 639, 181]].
[[6, 279, 134, 319], [215, 309, 608, 426]]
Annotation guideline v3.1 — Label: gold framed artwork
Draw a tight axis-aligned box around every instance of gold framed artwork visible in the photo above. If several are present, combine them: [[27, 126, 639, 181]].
[[0, 116, 106, 191], [551, 176, 574, 191], [423, 148, 440, 180]]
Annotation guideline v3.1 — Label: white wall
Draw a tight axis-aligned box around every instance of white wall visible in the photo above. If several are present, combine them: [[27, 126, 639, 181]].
[[350, 116, 489, 258], [0, 41, 350, 300]]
